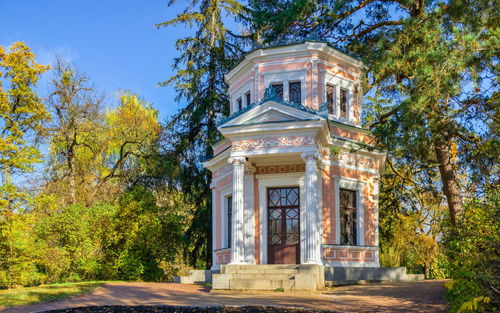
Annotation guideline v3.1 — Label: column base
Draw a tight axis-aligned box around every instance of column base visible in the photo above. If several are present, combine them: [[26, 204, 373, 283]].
[[228, 260, 247, 265], [303, 259, 324, 265]]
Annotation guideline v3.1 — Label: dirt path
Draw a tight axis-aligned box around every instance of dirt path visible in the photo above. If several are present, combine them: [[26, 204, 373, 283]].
[[1, 280, 449, 313]]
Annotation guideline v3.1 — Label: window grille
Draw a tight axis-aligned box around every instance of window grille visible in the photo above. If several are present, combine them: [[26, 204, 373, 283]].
[[289, 81, 301, 104], [272, 83, 284, 99], [237, 98, 242, 111], [340, 189, 357, 245], [227, 196, 232, 248], [340, 89, 348, 118], [326, 84, 335, 114], [246, 92, 251, 106]]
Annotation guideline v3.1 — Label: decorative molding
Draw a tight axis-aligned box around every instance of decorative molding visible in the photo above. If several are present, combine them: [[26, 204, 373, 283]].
[[213, 164, 232, 179], [244, 163, 257, 175], [253, 64, 260, 101], [311, 58, 319, 110], [228, 156, 246, 164], [256, 164, 305, 175], [232, 136, 315, 151], [301, 151, 321, 161], [337, 152, 376, 169]]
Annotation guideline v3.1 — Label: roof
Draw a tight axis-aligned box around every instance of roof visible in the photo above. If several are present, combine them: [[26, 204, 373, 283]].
[[217, 86, 325, 127]]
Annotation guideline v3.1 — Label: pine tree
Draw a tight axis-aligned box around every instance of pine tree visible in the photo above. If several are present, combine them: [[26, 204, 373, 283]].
[[157, 0, 245, 268], [245, 0, 498, 229]]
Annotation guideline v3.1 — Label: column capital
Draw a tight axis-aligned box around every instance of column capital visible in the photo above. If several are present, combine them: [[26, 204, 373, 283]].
[[244, 163, 256, 175], [228, 156, 246, 165], [301, 151, 320, 161]]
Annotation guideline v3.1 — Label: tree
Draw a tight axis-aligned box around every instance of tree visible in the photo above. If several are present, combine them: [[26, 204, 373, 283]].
[[45, 84, 160, 205], [0, 42, 50, 288], [46, 59, 105, 205], [245, 0, 497, 228], [156, 0, 245, 268], [378, 161, 446, 278]]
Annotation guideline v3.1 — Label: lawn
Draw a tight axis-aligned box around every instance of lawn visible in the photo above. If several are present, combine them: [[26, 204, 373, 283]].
[[0, 281, 113, 308]]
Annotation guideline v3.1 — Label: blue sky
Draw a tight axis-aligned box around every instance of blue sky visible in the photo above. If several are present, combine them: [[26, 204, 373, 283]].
[[0, 0, 194, 121]]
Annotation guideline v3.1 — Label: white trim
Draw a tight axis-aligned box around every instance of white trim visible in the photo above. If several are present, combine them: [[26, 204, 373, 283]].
[[221, 101, 322, 128], [323, 73, 356, 125], [321, 159, 379, 175], [231, 79, 253, 113], [225, 42, 364, 83], [333, 176, 365, 246], [256, 173, 305, 264], [202, 148, 230, 170], [211, 188, 218, 270]]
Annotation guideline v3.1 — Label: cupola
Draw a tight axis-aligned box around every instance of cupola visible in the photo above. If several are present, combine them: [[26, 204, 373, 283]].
[[225, 41, 365, 126]]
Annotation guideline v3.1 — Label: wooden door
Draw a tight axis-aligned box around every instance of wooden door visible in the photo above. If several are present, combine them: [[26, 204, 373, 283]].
[[267, 187, 300, 264]]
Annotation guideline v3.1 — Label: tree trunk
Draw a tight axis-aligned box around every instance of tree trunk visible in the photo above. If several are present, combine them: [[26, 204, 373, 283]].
[[68, 147, 76, 205], [434, 138, 463, 228]]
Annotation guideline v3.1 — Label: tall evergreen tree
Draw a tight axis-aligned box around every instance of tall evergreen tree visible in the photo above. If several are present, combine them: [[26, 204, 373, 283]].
[[157, 0, 245, 268], [246, 0, 498, 228]]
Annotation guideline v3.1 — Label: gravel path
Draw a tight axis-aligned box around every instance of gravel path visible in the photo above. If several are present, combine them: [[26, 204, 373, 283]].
[[1, 280, 448, 313]]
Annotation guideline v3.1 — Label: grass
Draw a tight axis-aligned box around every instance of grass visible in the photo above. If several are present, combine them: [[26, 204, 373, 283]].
[[0, 281, 115, 308]]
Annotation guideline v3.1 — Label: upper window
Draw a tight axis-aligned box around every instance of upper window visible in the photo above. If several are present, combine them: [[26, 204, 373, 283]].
[[272, 83, 284, 99], [227, 195, 232, 248], [289, 81, 301, 104], [245, 91, 251, 107], [237, 97, 242, 111], [326, 84, 335, 114], [339, 189, 357, 246], [340, 88, 348, 118]]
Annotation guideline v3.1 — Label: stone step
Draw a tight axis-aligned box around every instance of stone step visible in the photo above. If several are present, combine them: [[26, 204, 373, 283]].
[[229, 278, 295, 290], [231, 273, 294, 280], [223, 268, 299, 275]]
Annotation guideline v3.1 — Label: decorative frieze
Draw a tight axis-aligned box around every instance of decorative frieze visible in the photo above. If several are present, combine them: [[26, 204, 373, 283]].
[[213, 164, 232, 179], [256, 164, 305, 175], [232, 136, 315, 151], [323, 246, 376, 262], [337, 152, 376, 169], [253, 64, 260, 101]]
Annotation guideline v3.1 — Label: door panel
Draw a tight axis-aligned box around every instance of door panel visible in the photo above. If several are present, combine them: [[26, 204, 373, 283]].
[[267, 187, 300, 264]]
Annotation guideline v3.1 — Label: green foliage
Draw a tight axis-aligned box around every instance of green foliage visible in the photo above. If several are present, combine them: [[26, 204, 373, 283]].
[[443, 187, 499, 312], [0, 42, 50, 289], [378, 162, 447, 278], [246, 1, 498, 310], [156, 0, 245, 269]]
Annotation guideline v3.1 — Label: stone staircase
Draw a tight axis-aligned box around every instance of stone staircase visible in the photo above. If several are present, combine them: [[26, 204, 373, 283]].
[[212, 264, 324, 291]]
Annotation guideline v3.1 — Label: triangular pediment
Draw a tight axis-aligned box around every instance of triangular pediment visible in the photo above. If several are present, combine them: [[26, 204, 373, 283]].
[[219, 100, 324, 128], [245, 109, 301, 124]]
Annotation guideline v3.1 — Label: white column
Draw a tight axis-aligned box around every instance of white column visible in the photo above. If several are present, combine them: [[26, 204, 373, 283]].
[[228, 156, 246, 264], [244, 163, 256, 264], [301, 152, 323, 264], [210, 182, 218, 270]]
